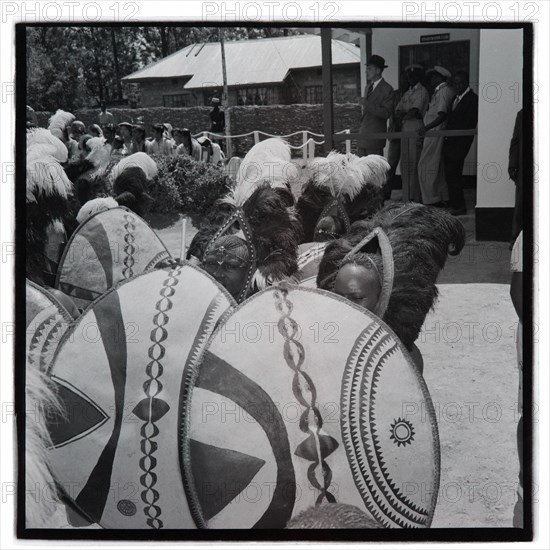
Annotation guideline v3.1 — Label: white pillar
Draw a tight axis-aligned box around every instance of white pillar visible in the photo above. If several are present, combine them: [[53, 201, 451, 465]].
[[476, 29, 523, 209]]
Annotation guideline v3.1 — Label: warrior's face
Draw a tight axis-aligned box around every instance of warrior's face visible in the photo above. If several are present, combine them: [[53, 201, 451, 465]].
[[333, 263, 381, 312], [202, 235, 250, 300]]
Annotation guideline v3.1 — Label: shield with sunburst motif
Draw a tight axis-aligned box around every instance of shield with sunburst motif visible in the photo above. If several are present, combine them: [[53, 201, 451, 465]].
[[182, 284, 440, 529]]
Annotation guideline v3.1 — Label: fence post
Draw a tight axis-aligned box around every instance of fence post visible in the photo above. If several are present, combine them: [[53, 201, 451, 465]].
[[345, 129, 351, 155], [308, 139, 315, 160], [302, 131, 308, 162], [253, 131, 260, 145]]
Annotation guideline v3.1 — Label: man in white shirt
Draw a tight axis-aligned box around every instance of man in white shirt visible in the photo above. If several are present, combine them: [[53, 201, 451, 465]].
[[146, 123, 174, 156], [417, 66, 455, 206]]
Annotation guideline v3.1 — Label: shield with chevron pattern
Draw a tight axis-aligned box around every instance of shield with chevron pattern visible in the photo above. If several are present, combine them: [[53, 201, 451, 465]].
[[46, 264, 235, 529], [26, 280, 73, 374], [183, 283, 440, 529], [55, 206, 171, 310]]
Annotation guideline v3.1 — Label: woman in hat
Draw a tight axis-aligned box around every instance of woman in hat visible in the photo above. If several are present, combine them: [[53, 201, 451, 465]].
[[395, 64, 430, 203], [131, 124, 147, 153], [117, 122, 133, 155], [317, 203, 465, 371]]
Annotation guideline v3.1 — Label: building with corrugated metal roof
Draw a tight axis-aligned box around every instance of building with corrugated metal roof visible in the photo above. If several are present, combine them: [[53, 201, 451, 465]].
[[122, 34, 360, 108]]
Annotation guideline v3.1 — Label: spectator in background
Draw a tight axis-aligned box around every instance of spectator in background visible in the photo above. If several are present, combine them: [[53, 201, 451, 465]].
[[210, 98, 225, 133], [197, 136, 225, 167], [110, 135, 125, 160], [442, 71, 479, 216], [102, 123, 116, 146], [67, 120, 85, 161], [510, 230, 523, 528], [146, 123, 174, 156], [88, 124, 103, 138], [395, 64, 429, 203], [78, 134, 93, 160], [210, 97, 226, 153], [509, 109, 523, 247], [118, 122, 133, 155], [174, 128, 202, 160], [417, 65, 454, 207], [131, 124, 147, 153], [98, 100, 115, 126], [385, 70, 409, 199], [357, 55, 394, 157]]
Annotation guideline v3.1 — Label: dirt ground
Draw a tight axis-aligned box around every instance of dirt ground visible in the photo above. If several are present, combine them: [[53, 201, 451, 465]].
[[149, 182, 522, 529]]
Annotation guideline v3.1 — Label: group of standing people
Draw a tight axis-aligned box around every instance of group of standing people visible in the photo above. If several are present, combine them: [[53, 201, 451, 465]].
[[358, 55, 478, 216], [32, 100, 227, 167]]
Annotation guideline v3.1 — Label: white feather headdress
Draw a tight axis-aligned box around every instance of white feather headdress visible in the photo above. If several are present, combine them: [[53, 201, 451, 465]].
[[228, 137, 296, 206], [27, 128, 68, 164], [26, 149, 73, 203], [308, 152, 390, 200], [47, 109, 75, 140], [109, 152, 158, 183]]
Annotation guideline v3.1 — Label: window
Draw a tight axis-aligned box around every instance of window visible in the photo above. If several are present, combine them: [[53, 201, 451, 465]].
[[163, 94, 187, 108], [304, 85, 338, 104], [236, 87, 273, 105]]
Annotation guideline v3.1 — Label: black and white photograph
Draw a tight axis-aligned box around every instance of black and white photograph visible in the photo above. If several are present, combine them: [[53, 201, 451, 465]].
[[1, 1, 546, 546]]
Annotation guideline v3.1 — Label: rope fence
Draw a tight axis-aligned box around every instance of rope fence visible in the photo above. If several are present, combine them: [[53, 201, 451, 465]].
[[194, 129, 352, 160]]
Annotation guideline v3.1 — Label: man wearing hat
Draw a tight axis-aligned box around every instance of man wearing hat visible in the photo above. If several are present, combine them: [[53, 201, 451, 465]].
[[358, 55, 394, 157], [146, 123, 174, 156], [417, 65, 455, 206], [395, 64, 430, 202], [118, 121, 133, 156]]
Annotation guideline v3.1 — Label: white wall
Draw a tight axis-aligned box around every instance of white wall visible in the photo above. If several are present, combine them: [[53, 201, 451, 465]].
[[371, 27, 480, 175], [476, 29, 523, 208]]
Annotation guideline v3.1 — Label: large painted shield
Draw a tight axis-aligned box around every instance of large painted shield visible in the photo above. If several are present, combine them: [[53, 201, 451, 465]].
[[26, 280, 72, 373], [46, 264, 235, 529], [296, 242, 327, 288], [183, 284, 440, 529], [55, 207, 171, 310]]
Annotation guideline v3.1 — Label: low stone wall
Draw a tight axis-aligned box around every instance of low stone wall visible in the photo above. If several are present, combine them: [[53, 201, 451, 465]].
[[35, 103, 362, 157]]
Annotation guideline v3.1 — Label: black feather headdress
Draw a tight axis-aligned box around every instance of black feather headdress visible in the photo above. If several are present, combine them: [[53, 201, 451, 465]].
[[318, 203, 466, 349], [296, 152, 388, 242], [188, 182, 303, 301]]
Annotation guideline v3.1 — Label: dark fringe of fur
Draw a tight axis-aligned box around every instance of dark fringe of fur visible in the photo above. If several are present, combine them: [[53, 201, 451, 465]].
[[27, 193, 72, 285], [286, 503, 382, 529], [112, 167, 150, 217], [188, 183, 303, 280], [64, 159, 95, 184], [295, 181, 335, 242], [318, 203, 465, 349], [296, 178, 384, 243]]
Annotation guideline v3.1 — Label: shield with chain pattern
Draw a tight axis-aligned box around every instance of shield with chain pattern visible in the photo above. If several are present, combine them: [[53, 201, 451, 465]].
[[182, 283, 440, 529], [46, 264, 234, 529], [55, 206, 171, 310]]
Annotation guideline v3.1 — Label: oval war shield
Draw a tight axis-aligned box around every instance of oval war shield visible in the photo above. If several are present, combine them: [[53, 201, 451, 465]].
[[26, 280, 73, 373], [55, 207, 172, 310], [46, 264, 235, 529], [183, 284, 440, 529], [296, 242, 327, 288]]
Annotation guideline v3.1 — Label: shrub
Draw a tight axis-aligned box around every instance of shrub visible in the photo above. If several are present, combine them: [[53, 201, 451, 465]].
[[148, 154, 231, 216]]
